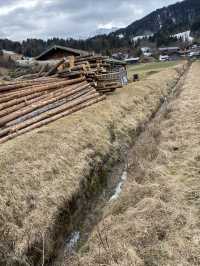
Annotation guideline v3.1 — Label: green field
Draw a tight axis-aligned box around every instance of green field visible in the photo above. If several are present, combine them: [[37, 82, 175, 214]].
[[127, 61, 181, 81]]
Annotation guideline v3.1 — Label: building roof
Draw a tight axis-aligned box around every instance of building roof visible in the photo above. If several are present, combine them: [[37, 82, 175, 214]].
[[106, 58, 127, 66], [125, 57, 140, 62], [159, 47, 180, 51], [35, 45, 89, 60]]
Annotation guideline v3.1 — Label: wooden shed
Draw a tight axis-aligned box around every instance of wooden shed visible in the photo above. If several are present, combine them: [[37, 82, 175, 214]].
[[35, 45, 89, 61]]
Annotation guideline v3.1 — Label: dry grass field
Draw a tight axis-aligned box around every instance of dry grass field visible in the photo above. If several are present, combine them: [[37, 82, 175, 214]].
[[0, 61, 188, 265], [66, 61, 200, 266]]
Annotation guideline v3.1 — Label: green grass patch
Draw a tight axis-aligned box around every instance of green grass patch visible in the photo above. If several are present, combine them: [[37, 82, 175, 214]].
[[127, 61, 181, 81]]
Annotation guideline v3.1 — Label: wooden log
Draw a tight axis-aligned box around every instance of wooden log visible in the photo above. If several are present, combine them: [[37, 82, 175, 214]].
[[0, 78, 61, 99], [0, 95, 105, 144], [0, 85, 92, 135], [0, 77, 85, 104], [0, 91, 47, 111], [75, 61, 89, 67], [89, 63, 100, 68], [0, 82, 90, 126], [45, 59, 65, 77], [69, 64, 87, 72], [0, 82, 87, 117], [7, 92, 101, 133], [96, 88, 116, 93], [0, 84, 82, 113], [68, 56, 75, 69], [0, 78, 60, 91], [58, 71, 84, 79], [7, 87, 96, 127], [0, 82, 40, 92]]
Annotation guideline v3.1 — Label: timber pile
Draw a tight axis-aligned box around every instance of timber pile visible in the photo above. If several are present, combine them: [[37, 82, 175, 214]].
[[50, 55, 124, 93], [14, 54, 125, 94], [0, 53, 126, 143], [0, 76, 105, 143]]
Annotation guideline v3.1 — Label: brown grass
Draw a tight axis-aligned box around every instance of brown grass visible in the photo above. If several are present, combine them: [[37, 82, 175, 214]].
[[0, 62, 187, 264], [67, 62, 200, 266]]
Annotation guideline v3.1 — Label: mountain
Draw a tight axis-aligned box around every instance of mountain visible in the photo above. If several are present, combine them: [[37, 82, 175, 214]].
[[71, 27, 119, 40], [90, 27, 119, 38], [0, 0, 200, 58], [113, 0, 200, 39]]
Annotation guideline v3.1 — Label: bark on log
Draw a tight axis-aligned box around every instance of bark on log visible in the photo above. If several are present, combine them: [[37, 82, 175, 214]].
[[45, 59, 65, 77], [0, 95, 105, 144], [0, 82, 89, 126], [0, 82, 87, 117], [0, 91, 46, 111], [69, 64, 87, 72], [0, 77, 85, 104], [7, 88, 96, 127], [8, 92, 100, 133]]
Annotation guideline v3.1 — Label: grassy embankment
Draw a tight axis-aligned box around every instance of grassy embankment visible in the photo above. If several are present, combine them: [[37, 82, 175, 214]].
[[68, 61, 200, 266], [0, 61, 187, 265]]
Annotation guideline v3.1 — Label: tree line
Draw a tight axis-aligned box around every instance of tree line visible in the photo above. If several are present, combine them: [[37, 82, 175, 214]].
[[0, 32, 194, 58], [0, 36, 136, 58]]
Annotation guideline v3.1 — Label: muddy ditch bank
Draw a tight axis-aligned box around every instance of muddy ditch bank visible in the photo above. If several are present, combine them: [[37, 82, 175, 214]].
[[0, 62, 189, 265]]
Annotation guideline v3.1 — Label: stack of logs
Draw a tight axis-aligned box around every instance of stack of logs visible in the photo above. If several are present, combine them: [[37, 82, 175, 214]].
[[0, 76, 105, 143], [0, 54, 125, 143], [16, 55, 124, 94], [48, 54, 124, 93]]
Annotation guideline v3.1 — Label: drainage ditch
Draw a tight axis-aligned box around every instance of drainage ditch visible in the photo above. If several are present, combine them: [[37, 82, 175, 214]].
[[24, 63, 190, 266]]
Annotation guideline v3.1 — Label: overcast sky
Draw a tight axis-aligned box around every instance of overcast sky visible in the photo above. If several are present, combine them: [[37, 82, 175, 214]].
[[0, 0, 181, 41]]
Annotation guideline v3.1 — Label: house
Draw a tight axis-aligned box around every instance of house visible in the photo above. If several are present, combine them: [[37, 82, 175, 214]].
[[143, 52, 152, 57], [141, 47, 151, 53], [158, 47, 180, 55], [2, 50, 23, 61], [159, 47, 182, 61], [189, 51, 200, 58], [35, 45, 89, 61], [106, 58, 127, 67], [141, 47, 153, 57], [124, 57, 140, 64], [112, 52, 128, 60], [159, 55, 169, 61]]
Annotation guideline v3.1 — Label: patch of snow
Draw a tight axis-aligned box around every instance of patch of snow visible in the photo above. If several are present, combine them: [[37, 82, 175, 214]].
[[132, 34, 153, 42], [172, 17, 176, 24], [173, 31, 194, 42], [157, 14, 162, 29], [65, 231, 80, 252], [118, 34, 124, 39], [110, 170, 127, 201]]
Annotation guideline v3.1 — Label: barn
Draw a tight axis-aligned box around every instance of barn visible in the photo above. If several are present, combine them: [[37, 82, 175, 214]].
[[35, 45, 89, 61]]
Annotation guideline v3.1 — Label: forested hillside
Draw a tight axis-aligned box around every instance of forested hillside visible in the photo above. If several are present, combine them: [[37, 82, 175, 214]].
[[0, 0, 199, 57]]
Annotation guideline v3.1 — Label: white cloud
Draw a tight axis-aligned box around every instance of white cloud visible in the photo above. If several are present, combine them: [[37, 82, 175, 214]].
[[0, 0, 181, 40]]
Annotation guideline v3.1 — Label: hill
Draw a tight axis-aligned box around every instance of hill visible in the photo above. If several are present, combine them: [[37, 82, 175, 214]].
[[114, 0, 200, 39], [0, 0, 200, 58]]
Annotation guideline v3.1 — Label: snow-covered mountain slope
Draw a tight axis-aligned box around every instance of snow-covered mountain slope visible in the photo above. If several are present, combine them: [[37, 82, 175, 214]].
[[113, 0, 200, 39]]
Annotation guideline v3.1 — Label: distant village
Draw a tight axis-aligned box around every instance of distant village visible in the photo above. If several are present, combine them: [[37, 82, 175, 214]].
[[0, 42, 200, 75], [111, 44, 200, 64]]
